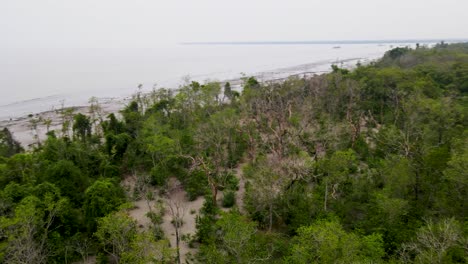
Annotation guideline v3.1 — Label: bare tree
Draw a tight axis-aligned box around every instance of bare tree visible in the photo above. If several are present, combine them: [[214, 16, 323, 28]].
[[42, 117, 53, 134], [402, 218, 463, 263], [247, 155, 311, 232], [166, 198, 186, 264], [88, 96, 104, 136], [72, 236, 93, 263], [28, 117, 41, 146]]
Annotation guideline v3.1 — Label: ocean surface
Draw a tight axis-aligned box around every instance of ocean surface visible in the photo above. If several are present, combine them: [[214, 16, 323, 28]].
[[0, 41, 434, 120]]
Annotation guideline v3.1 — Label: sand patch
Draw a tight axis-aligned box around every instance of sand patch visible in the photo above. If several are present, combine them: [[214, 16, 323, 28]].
[[125, 177, 204, 263]]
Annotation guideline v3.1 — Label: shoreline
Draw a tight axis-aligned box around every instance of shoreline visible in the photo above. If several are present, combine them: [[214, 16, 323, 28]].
[[0, 98, 128, 149], [0, 55, 373, 122], [0, 55, 376, 148]]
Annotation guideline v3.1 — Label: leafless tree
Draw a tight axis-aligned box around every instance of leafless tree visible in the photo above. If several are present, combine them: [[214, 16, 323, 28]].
[[73, 237, 93, 263], [166, 180, 186, 264], [166, 197, 186, 264]]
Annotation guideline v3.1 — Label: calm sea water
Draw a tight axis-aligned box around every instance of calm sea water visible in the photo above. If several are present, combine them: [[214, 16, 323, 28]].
[[0, 42, 425, 120]]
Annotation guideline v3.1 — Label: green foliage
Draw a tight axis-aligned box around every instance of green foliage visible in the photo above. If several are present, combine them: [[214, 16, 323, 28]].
[[286, 218, 385, 263], [120, 232, 174, 263], [83, 179, 125, 230], [0, 128, 23, 158], [198, 211, 273, 263], [0, 194, 69, 264], [195, 196, 218, 243], [223, 172, 239, 191], [44, 160, 88, 205], [150, 165, 169, 186], [102, 113, 125, 135], [183, 169, 209, 201], [387, 47, 411, 59], [94, 211, 137, 262], [331, 64, 350, 75], [73, 113, 92, 142], [222, 190, 236, 208], [0, 153, 36, 188]]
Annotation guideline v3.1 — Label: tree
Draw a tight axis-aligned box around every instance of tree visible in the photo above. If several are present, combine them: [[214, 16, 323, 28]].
[[401, 218, 465, 264], [102, 113, 125, 135], [0, 196, 48, 264], [195, 195, 218, 244], [121, 232, 174, 264], [41, 117, 53, 134], [1, 194, 68, 264], [192, 108, 245, 204], [71, 234, 93, 264], [0, 128, 23, 157], [83, 179, 125, 229], [214, 211, 258, 262], [121, 101, 143, 138], [198, 211, 272, 264], [185, 156, 219, 206], [286, 218, 384, 263], [44, 160, 87, 205], [28, 117, 41, 146], [145, 133, 176, 170], [88, 96, 104, 136], [0, 153, 36, 188], [94, 212, 137, 264], [166, 192, 186, 264], [223, 82, 233, 102], [58, 106, 75, 138], [439, 138, 468, 217], [245, 159, 281, 232], [72, 113, 92, 142], [318, 149, 357, 212]]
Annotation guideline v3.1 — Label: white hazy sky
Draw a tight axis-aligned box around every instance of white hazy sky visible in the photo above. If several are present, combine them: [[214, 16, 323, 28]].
[[1, 0, 467, 50]]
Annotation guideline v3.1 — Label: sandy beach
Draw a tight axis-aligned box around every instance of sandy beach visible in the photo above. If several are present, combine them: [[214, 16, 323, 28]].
[[0, 98, 128, 149]]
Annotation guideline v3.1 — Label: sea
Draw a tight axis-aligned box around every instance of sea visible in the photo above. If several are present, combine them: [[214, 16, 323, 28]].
[[0, 40, 446, 120]]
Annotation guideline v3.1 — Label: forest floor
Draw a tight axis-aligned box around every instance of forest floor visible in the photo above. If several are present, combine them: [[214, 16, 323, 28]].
[[125, 165, 247, 263], [125, 177, 203, 263]]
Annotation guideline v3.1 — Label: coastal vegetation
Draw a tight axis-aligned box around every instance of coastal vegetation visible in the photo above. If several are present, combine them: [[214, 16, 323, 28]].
[[1, 42, 467, 263]]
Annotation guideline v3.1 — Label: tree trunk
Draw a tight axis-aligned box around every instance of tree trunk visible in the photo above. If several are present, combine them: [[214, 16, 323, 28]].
[[175, 225, 181, 264], [212, 185, 218, 206], [268, 203, 273, 232], [324, 181, 328, 212]]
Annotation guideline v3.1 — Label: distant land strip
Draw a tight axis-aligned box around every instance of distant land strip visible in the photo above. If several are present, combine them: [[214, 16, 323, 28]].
[[181, 39, 468, 45]]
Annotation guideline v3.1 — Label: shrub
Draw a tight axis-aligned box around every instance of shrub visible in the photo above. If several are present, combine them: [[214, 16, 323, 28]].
[[222, 190, 236, 208]]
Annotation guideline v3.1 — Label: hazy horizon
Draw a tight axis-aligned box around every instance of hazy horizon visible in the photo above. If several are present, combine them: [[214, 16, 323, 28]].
[[2, 0, 467, 48]]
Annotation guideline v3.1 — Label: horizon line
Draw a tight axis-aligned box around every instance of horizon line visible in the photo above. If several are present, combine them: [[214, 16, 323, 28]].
[[181, 38, 468, 45]]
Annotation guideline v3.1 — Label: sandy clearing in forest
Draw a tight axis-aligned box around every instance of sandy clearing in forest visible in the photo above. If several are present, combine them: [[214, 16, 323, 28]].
[[161, 178, 204, 263], [125, 177, 204, 263], [123, 163, 248, 263]]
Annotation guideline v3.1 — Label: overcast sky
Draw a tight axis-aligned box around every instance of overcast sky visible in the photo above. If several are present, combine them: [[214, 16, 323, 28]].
[[1, 0, 467, 50]]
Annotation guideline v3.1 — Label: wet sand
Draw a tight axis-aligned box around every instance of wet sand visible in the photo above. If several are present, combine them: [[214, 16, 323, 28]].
[[0, 98, 127, 149]]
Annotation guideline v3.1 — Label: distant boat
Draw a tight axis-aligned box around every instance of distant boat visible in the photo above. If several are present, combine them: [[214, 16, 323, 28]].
[[332, 46, 341, 49]]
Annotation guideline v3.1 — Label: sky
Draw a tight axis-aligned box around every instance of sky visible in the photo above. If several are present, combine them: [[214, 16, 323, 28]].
[[1, 0, 467, 50]]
